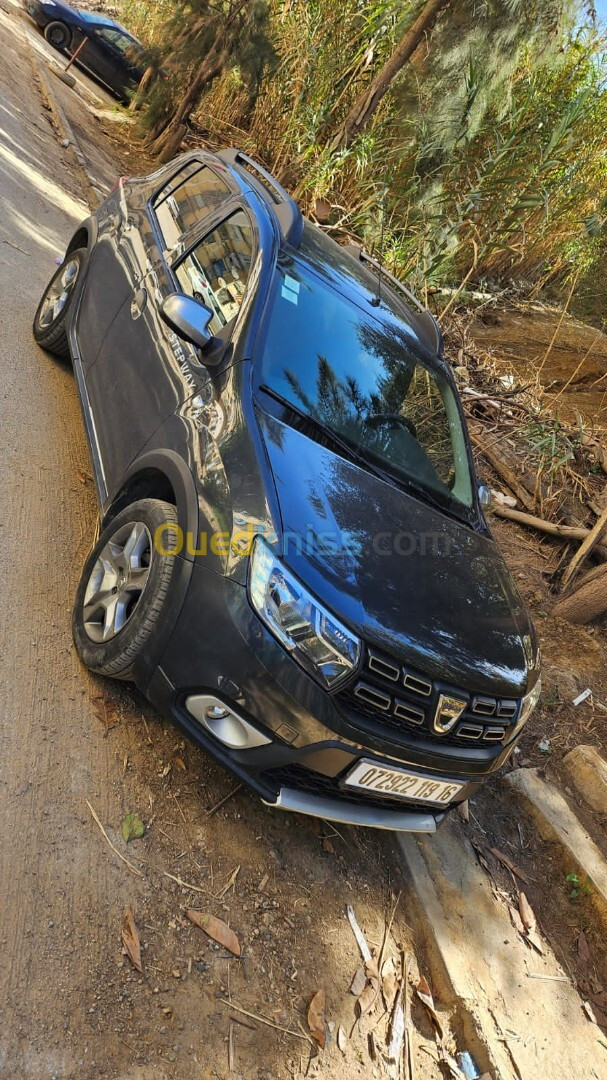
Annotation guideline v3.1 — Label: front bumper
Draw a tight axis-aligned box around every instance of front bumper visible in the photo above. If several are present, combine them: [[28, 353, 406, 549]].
[[143, 559, 516, 832]]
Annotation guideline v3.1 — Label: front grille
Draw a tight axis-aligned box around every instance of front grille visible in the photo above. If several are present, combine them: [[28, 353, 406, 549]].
[[263, 763, 431, 813], [337, 645, 520, 748]]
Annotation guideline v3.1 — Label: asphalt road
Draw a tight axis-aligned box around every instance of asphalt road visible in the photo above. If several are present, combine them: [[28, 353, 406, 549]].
[[0, 6, 132, 1076]]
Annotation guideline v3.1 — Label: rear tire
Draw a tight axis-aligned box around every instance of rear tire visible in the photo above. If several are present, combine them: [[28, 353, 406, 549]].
[[44, 20, 72, 51], [72, 499, 180, 681], [33, 248, 86, 359]]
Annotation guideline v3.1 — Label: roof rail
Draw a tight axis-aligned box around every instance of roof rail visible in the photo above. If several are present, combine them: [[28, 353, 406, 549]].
[[219, 149, 304, 248], [344, 244, 442, 355]]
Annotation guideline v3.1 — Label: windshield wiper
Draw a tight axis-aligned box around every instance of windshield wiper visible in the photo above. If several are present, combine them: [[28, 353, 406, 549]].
[[259, 385, 473, 523], [259, 385, 383, 476]]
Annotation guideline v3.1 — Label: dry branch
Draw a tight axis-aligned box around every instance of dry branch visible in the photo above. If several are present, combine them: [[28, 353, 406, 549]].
[[492, 505, 607, 560], [560, 505, 607, 590]]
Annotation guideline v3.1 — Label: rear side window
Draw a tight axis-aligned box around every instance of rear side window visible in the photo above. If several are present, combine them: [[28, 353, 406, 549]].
[[153, 165, 231, 249], [97, 28, 138, 55], [174, 210, 253, 336]]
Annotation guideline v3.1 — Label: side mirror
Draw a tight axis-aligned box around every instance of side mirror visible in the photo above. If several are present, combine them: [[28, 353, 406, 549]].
[[160, 293, 214, 351], [478, 484, 492, 509]]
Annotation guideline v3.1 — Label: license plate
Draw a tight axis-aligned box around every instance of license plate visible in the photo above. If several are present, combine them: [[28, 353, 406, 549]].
[[344, 760, 464, 805]]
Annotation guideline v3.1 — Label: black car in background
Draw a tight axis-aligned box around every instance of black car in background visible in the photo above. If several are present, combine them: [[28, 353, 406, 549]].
[[32, 149, 541, 832], [23, 0, 145, 101]]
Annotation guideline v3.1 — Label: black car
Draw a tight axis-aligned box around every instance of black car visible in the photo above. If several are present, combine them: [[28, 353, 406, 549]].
[[33, 149, 541, 831], [23, 0, 145, 101]]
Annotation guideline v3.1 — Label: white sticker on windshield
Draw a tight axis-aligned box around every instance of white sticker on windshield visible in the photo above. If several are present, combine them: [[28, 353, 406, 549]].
[[283, 275, 300, 294], [281, 285, 298, 305]]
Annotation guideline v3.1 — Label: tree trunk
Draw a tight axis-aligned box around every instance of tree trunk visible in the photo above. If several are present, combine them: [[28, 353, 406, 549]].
[[129, 64, 156, 112], [150, 48, 226, 162], [330, 0, 453, 150], [553, 565, 607, 624]]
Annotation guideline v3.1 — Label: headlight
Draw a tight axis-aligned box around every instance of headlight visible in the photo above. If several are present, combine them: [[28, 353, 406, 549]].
[[511, 676, 542, 739], [248, 537, 360, 690]]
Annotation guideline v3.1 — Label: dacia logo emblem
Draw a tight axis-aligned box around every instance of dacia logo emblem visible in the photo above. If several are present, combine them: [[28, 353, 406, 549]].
[[432, 693, 467, 735]]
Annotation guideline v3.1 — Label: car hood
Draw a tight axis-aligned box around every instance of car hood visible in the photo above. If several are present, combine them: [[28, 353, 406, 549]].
[[257, 411, 537, 696]]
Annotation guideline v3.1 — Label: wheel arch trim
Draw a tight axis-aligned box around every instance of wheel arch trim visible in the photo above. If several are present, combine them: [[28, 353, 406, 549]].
[[102, 449, 200, 565], [65, 217, 98, 258]]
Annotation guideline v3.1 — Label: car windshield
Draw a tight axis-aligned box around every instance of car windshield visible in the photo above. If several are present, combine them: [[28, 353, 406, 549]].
[[258, 262, 474, 513]]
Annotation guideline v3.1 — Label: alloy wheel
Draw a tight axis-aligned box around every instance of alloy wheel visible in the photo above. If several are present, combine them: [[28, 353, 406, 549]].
[[37, 258, 80, 329], [82, 521, 153, 642]]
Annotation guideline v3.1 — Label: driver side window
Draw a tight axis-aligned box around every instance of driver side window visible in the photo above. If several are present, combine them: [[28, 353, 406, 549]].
[[174, 211, 253, 336]]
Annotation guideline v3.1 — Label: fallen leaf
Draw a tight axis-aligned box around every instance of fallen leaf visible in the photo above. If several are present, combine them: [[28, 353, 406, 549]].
[[489, 847, 530, 884], [365, 956, 379, 982], [174, 756, 186, 770], [121, 812, 145, 843], [416, 975, 443, 1037], [382, 968, 399, 1010], [121, 907, 142, 972], [337, 1025, 347, 1052], [307, 988, 326, 1048], [518, 892, 536, 933], [381, 955, 396, 978], [367, 1031, 377, 1060], [186, 909, 241, 956], [322, 836, 335, 854], [509, 904, 526, 936], [578, 930, 591, 968], [357, 980, 377, 1017], [349, 965, 367, 996], [91, 694, 119, 733]]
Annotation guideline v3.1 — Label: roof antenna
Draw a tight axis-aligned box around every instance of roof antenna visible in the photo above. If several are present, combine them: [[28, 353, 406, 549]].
[[370, 183, 387, 308]]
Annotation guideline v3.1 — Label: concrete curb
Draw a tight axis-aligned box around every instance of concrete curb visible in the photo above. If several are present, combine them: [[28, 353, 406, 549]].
[[26, 40, 102, 208], [506, 767, 607, 927], [396, 832, 508, 1080], [396, 818, 607, 1079]]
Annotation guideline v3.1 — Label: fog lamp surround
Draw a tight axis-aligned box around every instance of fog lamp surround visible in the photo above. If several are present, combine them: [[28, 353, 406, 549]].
[[248, 537, 360, 690], [185, 695, 272, 749]]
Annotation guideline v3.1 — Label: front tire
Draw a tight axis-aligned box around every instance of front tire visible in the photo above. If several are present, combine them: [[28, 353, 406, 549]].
[[72, 499, 180, 681], [44, 20, 72, 51], [33, 248, 86, 358]]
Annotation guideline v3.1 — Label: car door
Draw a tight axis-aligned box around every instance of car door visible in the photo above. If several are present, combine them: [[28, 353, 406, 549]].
[[77, 158, 229, 372], [92, 28, 142, 96], [76, 25, 117, 88], [85, 196, 255, 499]]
